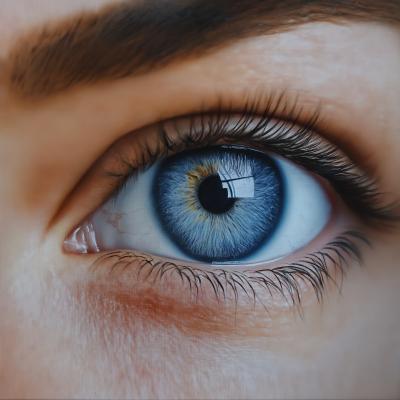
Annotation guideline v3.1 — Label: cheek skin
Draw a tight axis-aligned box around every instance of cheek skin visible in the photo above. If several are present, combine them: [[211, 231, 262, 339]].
[[56, 262, 308, 398], [1, 232, 399, 399], [60, 242, 400, 398], [39, 261, 296, 398]]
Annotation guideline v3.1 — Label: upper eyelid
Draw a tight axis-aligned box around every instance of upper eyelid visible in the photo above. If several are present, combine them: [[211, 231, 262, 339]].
[[101, 99, 398, 228], [50, 91, 398, 236]]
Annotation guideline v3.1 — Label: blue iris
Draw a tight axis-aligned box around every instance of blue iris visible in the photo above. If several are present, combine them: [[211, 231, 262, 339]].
[[152, 146, 284, 262]]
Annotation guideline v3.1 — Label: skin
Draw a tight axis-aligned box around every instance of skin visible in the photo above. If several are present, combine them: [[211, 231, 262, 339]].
[[0, 1, 400, 398]]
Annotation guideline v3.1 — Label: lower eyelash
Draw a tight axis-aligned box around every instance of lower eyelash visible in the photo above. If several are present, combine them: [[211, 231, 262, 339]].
[[91, 230, 370, 313]]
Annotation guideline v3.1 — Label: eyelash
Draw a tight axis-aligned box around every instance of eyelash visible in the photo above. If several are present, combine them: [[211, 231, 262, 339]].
[[107, 95, 396, 226], [92, 231, 369, 311], [90, 93, 397, 309]]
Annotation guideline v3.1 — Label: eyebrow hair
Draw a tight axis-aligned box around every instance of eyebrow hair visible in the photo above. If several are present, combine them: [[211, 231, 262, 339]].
[[5, 0, 400, 99]]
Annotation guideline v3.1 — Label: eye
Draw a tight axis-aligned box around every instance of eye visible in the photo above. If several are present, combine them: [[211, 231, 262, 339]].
[[66, 144, 331, 264], [61, 103, 392, 307]]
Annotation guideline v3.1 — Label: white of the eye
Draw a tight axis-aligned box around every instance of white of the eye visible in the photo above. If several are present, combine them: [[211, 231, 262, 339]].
[[242, 156, 331, 263], [89, 155, 331, 264], [90, 163, 188, 259]]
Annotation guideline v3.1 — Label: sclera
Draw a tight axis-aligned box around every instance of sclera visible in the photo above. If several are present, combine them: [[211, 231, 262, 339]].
[[77, 153, 332, 264]]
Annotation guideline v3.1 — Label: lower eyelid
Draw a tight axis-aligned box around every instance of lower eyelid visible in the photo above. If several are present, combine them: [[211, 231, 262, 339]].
[[86, 226, 369, 319], [82, 253, 305, 338]]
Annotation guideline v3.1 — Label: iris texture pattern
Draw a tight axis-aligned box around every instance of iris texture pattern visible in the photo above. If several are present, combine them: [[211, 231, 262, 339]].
[[153, 146, 284, 262]]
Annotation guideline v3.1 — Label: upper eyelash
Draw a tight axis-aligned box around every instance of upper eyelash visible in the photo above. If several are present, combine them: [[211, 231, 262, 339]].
[[107, 93, 399, 227], [92, 231, 370, 313]]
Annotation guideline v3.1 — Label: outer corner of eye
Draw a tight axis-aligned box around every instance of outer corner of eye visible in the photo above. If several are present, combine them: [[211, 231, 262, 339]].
[[63, 144, 334, 267]]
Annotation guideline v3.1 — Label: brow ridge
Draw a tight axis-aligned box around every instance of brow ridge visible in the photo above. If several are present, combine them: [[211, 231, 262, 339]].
[[5, 0, 400, 99]]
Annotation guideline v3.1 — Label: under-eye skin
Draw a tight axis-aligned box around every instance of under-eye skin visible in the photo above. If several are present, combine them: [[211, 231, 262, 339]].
[[63, 95, 398, 308]]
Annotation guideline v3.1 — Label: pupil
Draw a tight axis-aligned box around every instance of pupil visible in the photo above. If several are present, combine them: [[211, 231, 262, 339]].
[[197, 175, 235, 214]]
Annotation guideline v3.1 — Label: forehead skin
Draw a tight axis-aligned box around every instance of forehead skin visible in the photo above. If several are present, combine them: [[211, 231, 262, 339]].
[[0, 1, 400, 399]]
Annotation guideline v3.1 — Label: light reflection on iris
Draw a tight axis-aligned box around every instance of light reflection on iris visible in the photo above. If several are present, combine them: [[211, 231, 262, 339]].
[[153, 146, 284, 262]]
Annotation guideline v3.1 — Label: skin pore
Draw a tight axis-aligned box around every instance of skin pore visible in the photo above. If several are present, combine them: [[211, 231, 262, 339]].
[[0, 1, 400, 398]]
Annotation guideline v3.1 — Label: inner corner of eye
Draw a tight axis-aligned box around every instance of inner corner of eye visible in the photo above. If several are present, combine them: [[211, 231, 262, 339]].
[[63, 145, 333, 264]]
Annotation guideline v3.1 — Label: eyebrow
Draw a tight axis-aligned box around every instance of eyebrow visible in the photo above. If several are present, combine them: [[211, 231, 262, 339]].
[[5, 0, 400, 99]]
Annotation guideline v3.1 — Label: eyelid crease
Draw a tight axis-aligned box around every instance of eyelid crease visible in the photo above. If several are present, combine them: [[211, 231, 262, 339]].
[[91, 230, 370, 313], [104, 94, 399, 228]]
